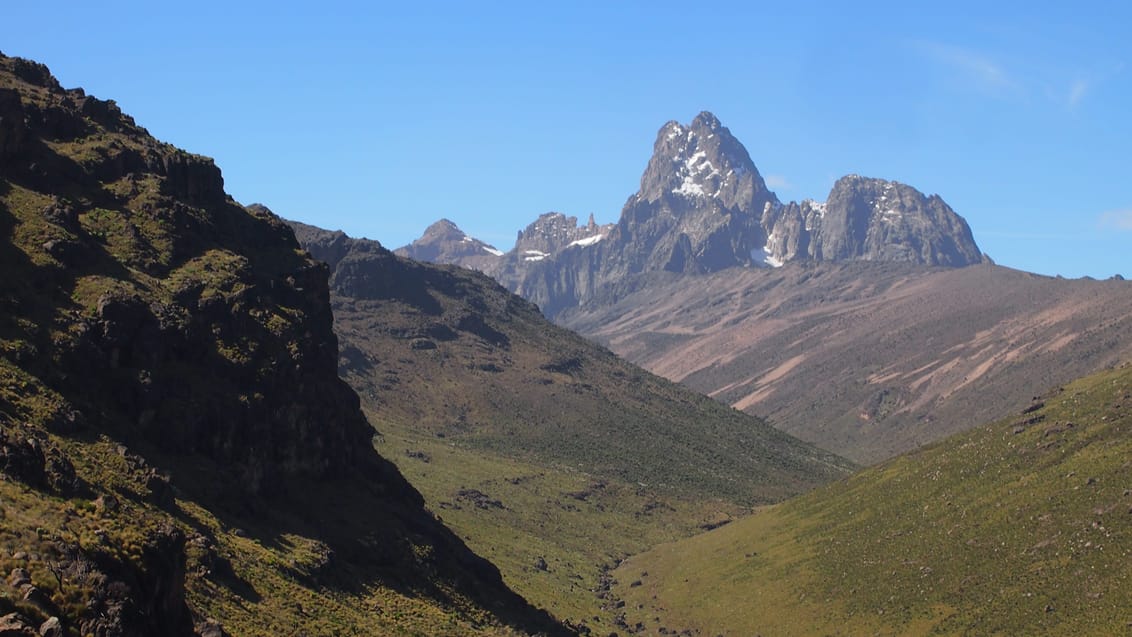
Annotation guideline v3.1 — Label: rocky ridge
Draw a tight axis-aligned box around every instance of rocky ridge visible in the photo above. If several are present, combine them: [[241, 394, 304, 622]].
[[399, 111, 986, 317]]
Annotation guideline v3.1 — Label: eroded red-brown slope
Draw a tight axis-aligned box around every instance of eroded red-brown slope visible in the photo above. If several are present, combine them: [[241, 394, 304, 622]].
[[562, 262, 1132, 463]]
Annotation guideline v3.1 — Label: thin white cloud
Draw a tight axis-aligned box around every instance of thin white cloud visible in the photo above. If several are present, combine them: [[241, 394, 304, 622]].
[[1067, 78, 1090, 108], [1098, 209, 1132, 231], [764, 175, 792, 190], [915, 41, 1019, 94]]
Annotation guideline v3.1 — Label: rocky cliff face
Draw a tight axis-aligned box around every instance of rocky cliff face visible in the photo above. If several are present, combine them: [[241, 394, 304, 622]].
[[0, 52, 565, 636], [402, 112, 986, 318]]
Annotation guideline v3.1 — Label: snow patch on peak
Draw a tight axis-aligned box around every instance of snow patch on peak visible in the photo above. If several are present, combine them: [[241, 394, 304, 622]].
[[685, 150, 708, 171], [461, 235, 473, 243], [568, 234, 605, 248], [751, 233, 787, 268], [482, 245, 504, 257], [522, 249, 548, 262], [754, 234, 785, 268], [673, 174, 706, 198]]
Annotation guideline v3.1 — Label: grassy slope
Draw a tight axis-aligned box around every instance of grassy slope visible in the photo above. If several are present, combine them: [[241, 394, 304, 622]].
[[311, 236, 853, 506], [614, 362, 1132, 636]]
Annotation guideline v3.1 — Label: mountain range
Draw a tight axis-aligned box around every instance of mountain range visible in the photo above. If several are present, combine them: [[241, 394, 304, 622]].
[[397, 111, 987, 317]]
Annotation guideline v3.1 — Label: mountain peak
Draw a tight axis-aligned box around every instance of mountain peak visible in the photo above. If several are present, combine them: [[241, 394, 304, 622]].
[[760, 174, 987, 267], [402, 113, 989, 317], [691, 110, 722, 131], [422, 218, 465, 239], [640, 112, 772, 209]]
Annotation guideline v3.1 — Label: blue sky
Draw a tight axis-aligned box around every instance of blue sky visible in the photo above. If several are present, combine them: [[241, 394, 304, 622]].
[[6, 1, 1130, 277]]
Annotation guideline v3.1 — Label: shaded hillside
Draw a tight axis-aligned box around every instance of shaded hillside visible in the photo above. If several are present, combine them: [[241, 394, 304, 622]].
[[614, 361, 1132, 636], [562, 261, 1132, 463], [290, 220, 851, 505], [0, 52, 564, 636]]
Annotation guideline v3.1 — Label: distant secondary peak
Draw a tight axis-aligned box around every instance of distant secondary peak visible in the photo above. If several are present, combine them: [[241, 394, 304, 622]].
[[427, 218, 461, 232], [420, 218, 469, 241], [395, 218, 504, 264]]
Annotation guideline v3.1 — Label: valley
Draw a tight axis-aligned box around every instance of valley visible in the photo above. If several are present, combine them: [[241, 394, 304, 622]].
[[2, 48, 1129, 637], [290, 219, 852, 633]]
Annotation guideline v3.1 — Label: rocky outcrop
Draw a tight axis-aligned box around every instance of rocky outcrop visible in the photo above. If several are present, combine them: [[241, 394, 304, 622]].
[[0, 87, 26, 162]]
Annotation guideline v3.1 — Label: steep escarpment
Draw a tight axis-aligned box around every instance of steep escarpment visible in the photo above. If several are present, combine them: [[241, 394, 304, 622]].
[[0, 52, 565, 636]]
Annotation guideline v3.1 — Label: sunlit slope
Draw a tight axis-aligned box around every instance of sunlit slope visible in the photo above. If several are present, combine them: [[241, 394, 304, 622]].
[[615, 362, 1132, 636]]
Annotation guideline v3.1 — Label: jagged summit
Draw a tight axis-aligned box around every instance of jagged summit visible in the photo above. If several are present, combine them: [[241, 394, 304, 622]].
[[640, 111, 773, 214]]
